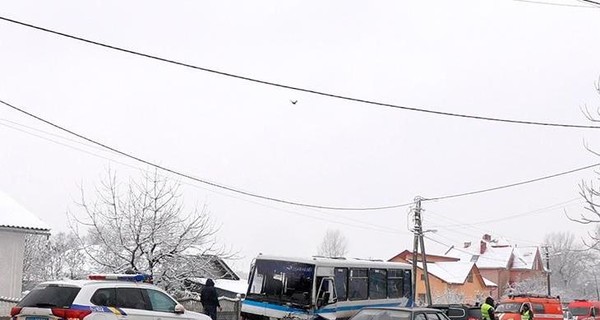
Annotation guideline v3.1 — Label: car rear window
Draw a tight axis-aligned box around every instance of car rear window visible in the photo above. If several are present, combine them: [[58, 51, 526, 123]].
[[496, 303, 521, 313], [467, 308, 481, 318], [18, 284, 80, 308], [447, 308, 466, 318]]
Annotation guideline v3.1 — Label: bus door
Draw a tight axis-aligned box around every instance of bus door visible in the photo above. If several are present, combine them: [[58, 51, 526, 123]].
[[315, 277, 337, 320]]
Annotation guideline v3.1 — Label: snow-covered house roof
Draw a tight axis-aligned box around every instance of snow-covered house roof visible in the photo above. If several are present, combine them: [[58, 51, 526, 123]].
[[188, 277, 247, 294], [444, 235, 516, 269], [483, 277, 498, 287], [511, 246, 540, 270], [0, 191, 50, 233], [423, 261, 476, 284], [417, 261, 497, 288]]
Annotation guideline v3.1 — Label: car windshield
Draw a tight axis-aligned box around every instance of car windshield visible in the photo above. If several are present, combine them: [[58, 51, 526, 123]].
[[351, 309, 412, 320], [18, 284, 80, 308], [247, 259, 315, 308], [496, 303, 521, 313], [570, 308, 591, 316]]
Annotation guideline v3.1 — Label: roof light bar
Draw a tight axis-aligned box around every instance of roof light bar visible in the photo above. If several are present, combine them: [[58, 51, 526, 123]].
[[88, 273, 152, 283]]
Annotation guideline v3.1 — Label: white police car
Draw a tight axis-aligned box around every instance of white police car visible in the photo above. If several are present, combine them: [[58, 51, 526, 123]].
[[11, 274, 211, 320]]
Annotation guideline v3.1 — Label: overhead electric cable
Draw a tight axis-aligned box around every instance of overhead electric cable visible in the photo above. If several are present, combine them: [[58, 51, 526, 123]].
[[0, 117, 411, 232], [424, 163, 600, 202], [2, 98, 599, 210], [577, 0, 600, 7], [511, 0, 599, 8], [0, 98, 414, 211], [429, 197, 583, 228], [1, 15, 600, 129]]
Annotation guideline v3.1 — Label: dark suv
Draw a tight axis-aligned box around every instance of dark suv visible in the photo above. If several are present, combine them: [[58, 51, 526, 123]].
[[428, 304, 481, 320]]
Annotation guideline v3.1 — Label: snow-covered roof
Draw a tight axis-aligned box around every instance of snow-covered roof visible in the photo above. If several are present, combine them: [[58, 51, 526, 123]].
[[423, 261, 476, 284], [511, 246, 539, 270], [0, 191, 50, 232], [483, 277, 497, 287], [189, 277, 248, 294], [445, 240, 513, 269]]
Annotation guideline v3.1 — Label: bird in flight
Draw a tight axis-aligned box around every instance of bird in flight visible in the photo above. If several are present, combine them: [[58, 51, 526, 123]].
[[290, 100, 298, 105]]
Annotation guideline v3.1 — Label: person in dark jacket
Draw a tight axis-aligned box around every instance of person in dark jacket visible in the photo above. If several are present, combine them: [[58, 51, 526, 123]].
[[201, 279, 221, 320]]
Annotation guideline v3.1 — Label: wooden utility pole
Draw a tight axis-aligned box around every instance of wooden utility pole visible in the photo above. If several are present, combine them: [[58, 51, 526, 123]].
[[411, 196, 432, 305]]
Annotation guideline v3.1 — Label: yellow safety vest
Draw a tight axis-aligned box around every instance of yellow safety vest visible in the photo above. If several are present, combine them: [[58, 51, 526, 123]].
[[522, 310, 532, 320], [482, 303, 494, 320]]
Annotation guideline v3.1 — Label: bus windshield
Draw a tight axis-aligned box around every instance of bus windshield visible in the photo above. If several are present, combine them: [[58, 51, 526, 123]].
[[247, 259, 315, 308]]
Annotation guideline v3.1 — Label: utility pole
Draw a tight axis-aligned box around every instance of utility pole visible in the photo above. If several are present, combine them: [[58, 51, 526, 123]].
[[411, 196, 432, 306], [544, 246, 551, 296]]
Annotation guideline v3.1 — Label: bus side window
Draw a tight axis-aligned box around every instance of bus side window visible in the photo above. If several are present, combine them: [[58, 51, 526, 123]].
[[348, 268, 368, 301], [334, 268, 348, 301], [369, 269, 387, 299]]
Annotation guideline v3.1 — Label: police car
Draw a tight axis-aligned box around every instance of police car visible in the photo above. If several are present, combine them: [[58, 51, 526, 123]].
[[10, 274, 211, 320]]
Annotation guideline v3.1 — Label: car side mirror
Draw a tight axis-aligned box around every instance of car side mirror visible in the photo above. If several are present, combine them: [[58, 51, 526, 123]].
[[174, 304, 185, 314]]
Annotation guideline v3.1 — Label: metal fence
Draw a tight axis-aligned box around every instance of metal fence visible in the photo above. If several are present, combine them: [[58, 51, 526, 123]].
[[0, 296, 20, 320], [179, 295, 242, 320]]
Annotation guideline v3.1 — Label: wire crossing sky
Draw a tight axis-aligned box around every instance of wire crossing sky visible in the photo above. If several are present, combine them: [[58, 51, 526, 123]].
[[1, 15, 600, 129], [1, 97, 598, 211], [2, 0, 600, 268]]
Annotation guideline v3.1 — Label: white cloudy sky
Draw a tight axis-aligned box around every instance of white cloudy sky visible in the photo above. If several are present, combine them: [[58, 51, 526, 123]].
[[1, 0, 600, 274]]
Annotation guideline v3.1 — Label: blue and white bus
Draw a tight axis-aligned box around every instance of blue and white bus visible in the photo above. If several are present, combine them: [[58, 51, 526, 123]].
[[241, 254, 412, 320]]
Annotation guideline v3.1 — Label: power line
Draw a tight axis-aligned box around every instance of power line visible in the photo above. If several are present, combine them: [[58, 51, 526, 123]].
[[430, 197, 583, 228], [2, 98, 599, 211], [511, 0, 599, 8], [0, 98, 414, 211], [577, 0, 600, 7], [1, 16, 599, 130], [424, 163, 600, 202], [0, 117, 413, 233]]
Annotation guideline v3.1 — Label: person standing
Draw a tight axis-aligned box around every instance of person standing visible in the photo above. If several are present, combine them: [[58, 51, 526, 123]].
[[521, 304, 534, 320], [481, 297, 496, 320], [201, 279, 222, 320]]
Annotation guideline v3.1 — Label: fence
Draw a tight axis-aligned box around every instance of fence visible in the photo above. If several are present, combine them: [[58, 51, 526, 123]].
[[0, 296, 20, 320], [179, 295, 242, 320]]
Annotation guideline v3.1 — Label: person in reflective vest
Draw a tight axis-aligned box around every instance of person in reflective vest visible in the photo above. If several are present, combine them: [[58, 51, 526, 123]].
[[481, 297, 496, 320], [521, 303, 534, 320]]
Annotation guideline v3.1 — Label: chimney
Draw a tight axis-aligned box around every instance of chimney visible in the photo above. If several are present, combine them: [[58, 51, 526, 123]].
[[480, 240, 487, 254], [464, 242, 471, 248]]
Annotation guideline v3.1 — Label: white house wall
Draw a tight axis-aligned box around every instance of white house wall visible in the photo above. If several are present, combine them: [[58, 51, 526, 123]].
[[0, 230, 25, 298]]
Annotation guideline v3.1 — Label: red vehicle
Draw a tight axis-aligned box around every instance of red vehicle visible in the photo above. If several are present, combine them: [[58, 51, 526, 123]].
[[495, 294, 563, 320], [567, 300, 600, 320]]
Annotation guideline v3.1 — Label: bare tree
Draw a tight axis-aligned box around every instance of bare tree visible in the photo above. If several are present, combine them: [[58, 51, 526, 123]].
[[70, 169, 228, 290], [504, 275, 548, 296], [22, 232, 88, 290], [317, 229, 348, 257], [544, 232, 596, 288], [432, 287, 464, 304]]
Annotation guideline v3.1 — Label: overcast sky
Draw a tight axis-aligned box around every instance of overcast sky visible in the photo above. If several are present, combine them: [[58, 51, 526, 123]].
[[1, 0, 600, 274]]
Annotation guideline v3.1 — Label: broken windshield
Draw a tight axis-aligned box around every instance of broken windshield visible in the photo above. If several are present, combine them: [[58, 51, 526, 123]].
[[247, 259, 315, 308]]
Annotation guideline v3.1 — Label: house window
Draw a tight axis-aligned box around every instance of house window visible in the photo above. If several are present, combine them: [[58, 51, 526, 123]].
[[420, 274, 425, 281]]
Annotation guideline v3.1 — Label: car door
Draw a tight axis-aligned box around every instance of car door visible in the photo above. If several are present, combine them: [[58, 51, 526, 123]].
[[144, 288, 190, 320], [113, 287, 153, 320]]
